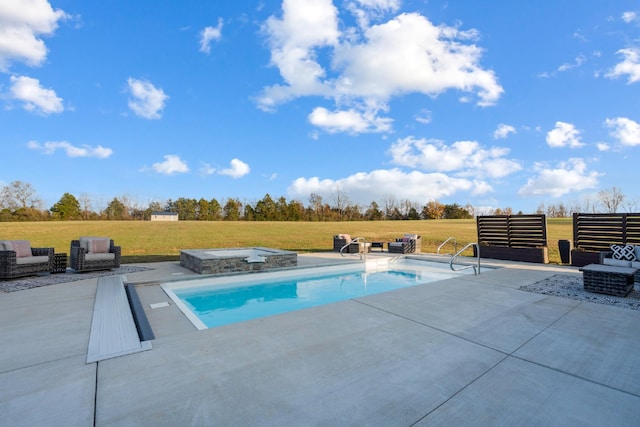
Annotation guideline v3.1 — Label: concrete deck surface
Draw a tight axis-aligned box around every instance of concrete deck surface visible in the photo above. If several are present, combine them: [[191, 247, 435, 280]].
[[2, 253, 640, 426]]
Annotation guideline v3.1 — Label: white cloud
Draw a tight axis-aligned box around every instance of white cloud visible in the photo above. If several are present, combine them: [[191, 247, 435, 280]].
[[288, 168, 489, 205], [308, 106, 392, 133], [127, 78, 168, 119], [605, 117, 640, 146], [493, 123, 516, 139], [10, 75, 63, 115], [152, 155, 189, 175], [518, 158, 600, 198], [346, 0, 401, 28], [0, 0, 67, 71], [546, 121, 583, 148], [388, 137, 521, 179], [622, 11, 639, 23], [557, 55, 586, 72], [415, 109, 431, 124], [606, 47, 640, 83], [199, 163, 216, 176], [259, 0, 340, 111], [199, 159, 250, 178], [219, 158, 250, 178], [259, 5, 503, 134], [199, 18, 223, 54], [596, 142, 610, 151], [27, 140, 112, 158], [333, 13, 503, 106]]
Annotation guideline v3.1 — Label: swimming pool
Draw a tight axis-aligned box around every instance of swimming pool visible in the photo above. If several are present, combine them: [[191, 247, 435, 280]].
[[162, 258, 476, 330]]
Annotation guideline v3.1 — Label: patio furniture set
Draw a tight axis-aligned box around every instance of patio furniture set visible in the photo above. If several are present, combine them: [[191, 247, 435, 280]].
[[0, 237, 120, 280], [333, 233, 422, 254]]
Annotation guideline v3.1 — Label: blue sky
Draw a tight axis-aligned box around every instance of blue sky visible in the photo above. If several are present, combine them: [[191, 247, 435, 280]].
[[2, 0, 640, 214]]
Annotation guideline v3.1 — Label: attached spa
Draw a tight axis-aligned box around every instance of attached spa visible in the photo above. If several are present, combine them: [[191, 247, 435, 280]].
[[179, 247, 297, 274]]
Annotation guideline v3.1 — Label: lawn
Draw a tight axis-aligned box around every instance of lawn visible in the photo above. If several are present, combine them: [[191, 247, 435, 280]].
[[0, 218, 574, 264]]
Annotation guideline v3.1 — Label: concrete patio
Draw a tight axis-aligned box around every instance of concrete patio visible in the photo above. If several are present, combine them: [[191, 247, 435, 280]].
[[2, 253, 640, 426]]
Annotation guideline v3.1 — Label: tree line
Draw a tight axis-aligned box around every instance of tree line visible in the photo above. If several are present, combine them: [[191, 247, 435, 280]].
[[0, 181, 632, 222]]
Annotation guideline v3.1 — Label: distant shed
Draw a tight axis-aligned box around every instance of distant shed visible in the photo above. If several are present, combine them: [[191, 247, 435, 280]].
[[150, 212, 179, 221]]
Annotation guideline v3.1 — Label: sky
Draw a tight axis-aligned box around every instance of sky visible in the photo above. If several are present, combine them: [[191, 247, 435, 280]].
[[2, 0, 640, 214]]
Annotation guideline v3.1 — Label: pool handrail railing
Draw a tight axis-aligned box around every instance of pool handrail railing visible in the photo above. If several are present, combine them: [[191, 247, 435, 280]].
[[449, 242, 480, 275]]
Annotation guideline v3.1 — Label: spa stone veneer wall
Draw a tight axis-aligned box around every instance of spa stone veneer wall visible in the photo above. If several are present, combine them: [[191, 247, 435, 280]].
[[180, 250, 297, 274]]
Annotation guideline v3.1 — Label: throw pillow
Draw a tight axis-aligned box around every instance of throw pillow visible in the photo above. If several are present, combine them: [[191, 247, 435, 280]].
[[611, 244, 636, 261], [89, 238, 110, 254], [11, 240, 32, 258], [79, 236, 100, 252]]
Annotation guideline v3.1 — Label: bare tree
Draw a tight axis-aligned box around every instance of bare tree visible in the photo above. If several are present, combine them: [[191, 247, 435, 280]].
[[464, 203, 476, 217], [473, 205, 495, 216], [1, 181, 41, 210], [79, 192, 93, 219], [568, 201, 582, 216], [331, 185, 350, 221], [381, 194, 398, 219], [546, 203, 568, 218], [623, 196, 639, 213], [579, 194, 597, 213], [309, 193, 324, 221], [598, 187, 625, 213], [399, 199, 420, 218]]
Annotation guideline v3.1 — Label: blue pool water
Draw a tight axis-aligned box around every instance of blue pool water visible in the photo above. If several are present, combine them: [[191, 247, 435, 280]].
[[163, 259, 475, 330]]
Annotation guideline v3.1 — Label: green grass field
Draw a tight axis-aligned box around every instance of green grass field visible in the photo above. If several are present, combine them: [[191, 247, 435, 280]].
[[0, 218, 574, 264]]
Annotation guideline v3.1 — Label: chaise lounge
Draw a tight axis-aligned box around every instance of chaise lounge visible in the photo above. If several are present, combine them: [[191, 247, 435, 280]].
[[0, 240, 54, 279], [70, 237, 121, 272]]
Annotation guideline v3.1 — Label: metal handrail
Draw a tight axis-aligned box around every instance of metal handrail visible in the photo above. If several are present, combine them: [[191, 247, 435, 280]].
[[449, 242, 480, 275], [437, 237, 458, 255], [340, 236, 367, 260]]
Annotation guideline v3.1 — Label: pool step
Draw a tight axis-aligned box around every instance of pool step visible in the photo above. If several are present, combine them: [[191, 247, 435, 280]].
[[86, 275, 152, 363]]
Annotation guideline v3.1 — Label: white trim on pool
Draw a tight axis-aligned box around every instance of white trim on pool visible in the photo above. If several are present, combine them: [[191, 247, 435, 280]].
[[161, 258, 480, 330]]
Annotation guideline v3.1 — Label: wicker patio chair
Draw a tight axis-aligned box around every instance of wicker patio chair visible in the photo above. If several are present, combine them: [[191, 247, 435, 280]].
[[388, 234, 422, 254], [70, 237, 121, 272], [333, 234, 365, 253], [0, 240, 54, 279]]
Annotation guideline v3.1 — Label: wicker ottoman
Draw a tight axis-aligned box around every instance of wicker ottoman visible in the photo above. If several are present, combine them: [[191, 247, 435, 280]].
[[580, 264, 636, 297]]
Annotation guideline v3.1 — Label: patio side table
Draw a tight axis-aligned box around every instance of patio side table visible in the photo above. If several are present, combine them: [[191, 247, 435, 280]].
[[371, 242, 385, 252], [52, 253, 68, 274], [580, 263, 636, 297]]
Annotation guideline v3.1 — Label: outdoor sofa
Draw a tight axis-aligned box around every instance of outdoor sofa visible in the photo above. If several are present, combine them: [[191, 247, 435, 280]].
[[599, 244, 640, 283], [0, 240, 54, 279], [70, 237, 121, 272]]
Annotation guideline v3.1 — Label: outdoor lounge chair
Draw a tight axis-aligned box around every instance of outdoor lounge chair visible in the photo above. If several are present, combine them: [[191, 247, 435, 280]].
[[0, 240, 54, 279], [333, 234, 371, 254], [388, 234, 422, 254], [70, 237, 121, 272]]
